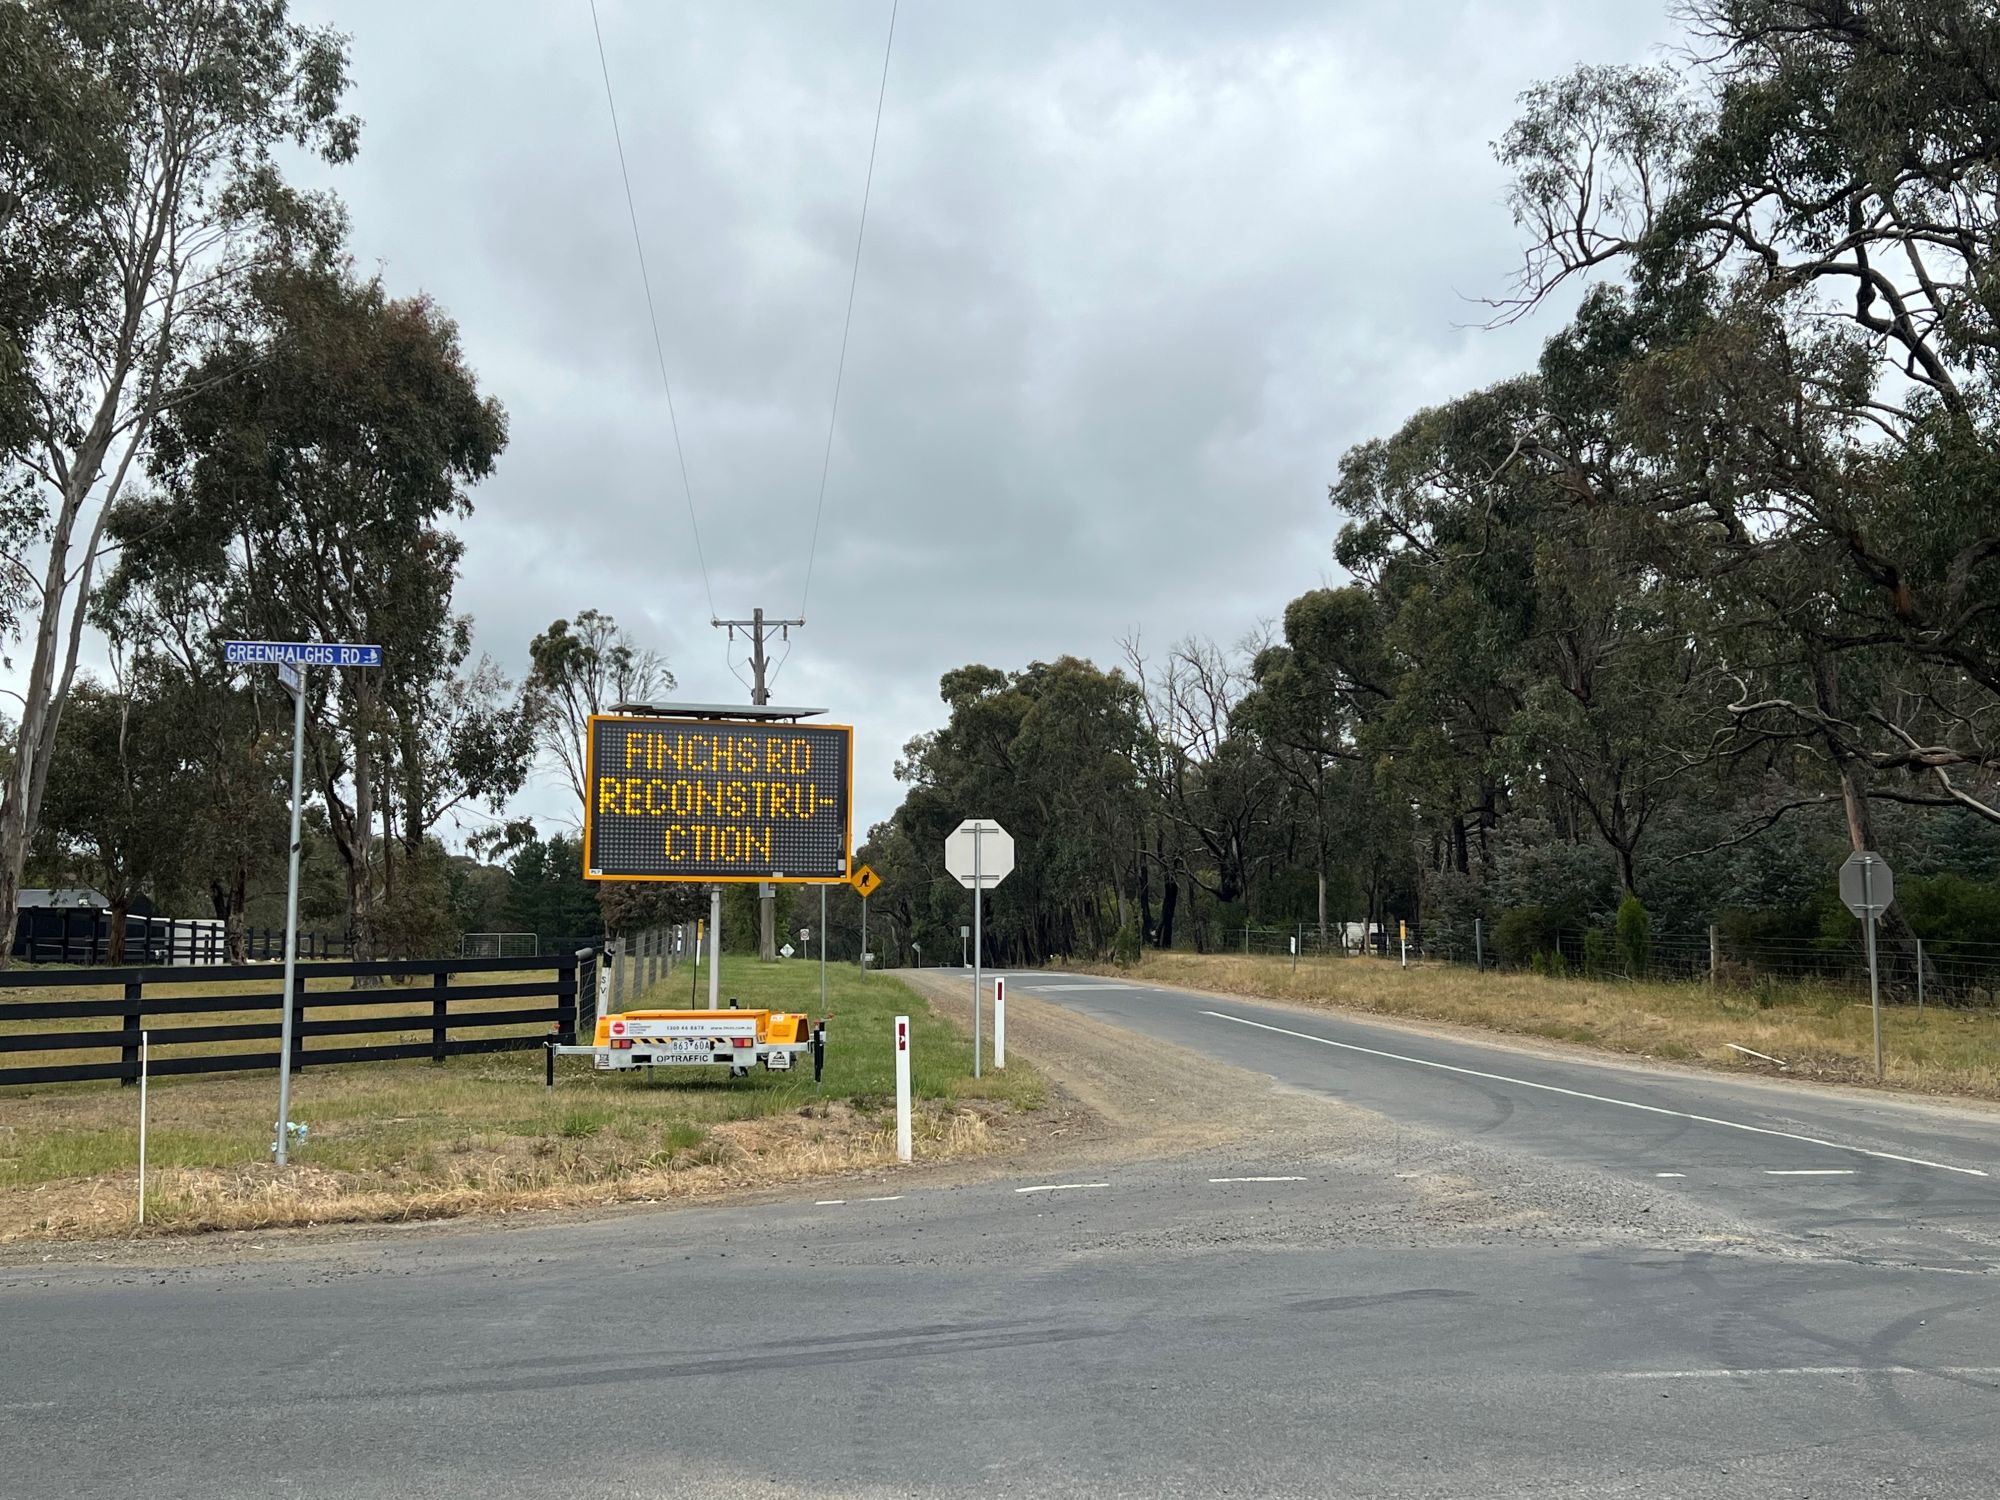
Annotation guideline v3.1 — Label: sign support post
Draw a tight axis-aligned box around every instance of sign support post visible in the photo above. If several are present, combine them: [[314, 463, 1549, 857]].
[[942, 820, 1014, 1082], [274, 668, 307, 1164], [1839, 850, 1895, 1084], [708, 887, 721, 1010], [819, 883, 827, 1014], [972, 825, 983, 1078], [226, 640, 382, 1170], [1864, 875, 1883, 1082]]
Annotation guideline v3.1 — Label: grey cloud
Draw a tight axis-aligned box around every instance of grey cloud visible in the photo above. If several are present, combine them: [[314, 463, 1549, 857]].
[[278, 0, 1682, 838]]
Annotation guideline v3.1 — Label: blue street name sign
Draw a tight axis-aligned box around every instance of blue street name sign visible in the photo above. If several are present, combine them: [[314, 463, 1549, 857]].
[[224, 640, 383, 668]]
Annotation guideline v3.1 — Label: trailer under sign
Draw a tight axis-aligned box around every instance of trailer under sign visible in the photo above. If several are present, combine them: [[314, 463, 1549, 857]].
[[583, 715, 853, 882]]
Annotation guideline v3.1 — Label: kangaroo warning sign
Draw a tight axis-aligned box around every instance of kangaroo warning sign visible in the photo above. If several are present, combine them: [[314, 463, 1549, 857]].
[[583, 715, 853, 884]]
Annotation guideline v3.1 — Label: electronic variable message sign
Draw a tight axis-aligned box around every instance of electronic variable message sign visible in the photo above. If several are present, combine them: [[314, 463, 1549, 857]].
[[583, 715, 853, 883]]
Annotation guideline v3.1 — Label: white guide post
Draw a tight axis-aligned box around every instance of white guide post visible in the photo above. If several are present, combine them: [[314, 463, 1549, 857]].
[[894, 1014, 912, 1163]]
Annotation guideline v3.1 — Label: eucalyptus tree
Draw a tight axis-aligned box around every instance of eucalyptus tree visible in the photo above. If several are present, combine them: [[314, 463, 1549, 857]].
[[111, 265, 513, 962], [0, 0, 357, 963]]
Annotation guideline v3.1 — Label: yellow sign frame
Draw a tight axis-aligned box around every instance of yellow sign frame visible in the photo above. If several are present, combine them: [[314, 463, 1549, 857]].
[[582, 714, 855, 884]]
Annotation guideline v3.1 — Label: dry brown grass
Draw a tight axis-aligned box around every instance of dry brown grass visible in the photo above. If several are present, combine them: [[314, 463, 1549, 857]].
[[1096, 953, 2000, 1102], [0, 1094, 994, 1242], [0, 959, 1041, 1243]]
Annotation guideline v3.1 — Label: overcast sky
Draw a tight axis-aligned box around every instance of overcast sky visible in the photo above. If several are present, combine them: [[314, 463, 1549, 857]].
[[280, 0, 1679, 846]]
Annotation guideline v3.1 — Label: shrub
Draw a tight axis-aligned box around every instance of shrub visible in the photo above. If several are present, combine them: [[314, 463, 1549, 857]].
[[1582, 927, 1609, 977], [1616, 893, 1652, 977], [1494, 905, 1557, 968], [1111, 919, 1142, 967]]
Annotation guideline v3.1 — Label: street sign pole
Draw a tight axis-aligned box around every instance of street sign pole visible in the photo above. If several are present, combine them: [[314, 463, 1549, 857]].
[[708, 887, 721, 1010], [819, 883, 827, 1014], [274, 665, 308, 1166], [861, 892, 869, 973], [942, 819, 1013, 1084], [1864, 859, 1883, 1082], [1839, 850, 1894, 1084], [972, 824, 983, 1080]]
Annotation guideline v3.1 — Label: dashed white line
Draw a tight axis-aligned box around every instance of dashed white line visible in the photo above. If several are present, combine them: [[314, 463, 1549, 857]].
[[861, 1195, 903, 1202], [1617, 1366, 2000, 1381], [1765, 1169, 1855, 1177], [1200, 1010, 1990, 1178], [1656, 1172, 1686, 1179], [1015, 1182, 1110, 1195], [1208, 1176, 1305, 1184], [813, 1199, 846, 1206]]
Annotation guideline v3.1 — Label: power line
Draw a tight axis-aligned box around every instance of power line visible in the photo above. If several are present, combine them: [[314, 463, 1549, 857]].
[[587, 0, 717, 621], [798, 0, 898, 622]]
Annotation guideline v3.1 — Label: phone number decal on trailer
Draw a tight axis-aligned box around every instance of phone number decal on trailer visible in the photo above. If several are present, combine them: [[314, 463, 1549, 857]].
[[583, 715, 854, 883]]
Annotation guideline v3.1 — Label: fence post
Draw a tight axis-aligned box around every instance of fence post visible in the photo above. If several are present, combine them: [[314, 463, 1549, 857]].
[[120, 975, 142, 1087], [609, 939, 624, 1011], [1474, 918, 1483, 972], [556, 951, 578, 1046], [1243, 925, 1249, 956], [1916, 937, 1925, 1010], [290, 967, 308, 1074], [431, 967, 449, 1064], [1709, 925, 1720, 986]]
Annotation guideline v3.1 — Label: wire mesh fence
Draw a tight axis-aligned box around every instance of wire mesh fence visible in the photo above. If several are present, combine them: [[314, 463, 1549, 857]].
[[1219, 923, 2000, 1006]]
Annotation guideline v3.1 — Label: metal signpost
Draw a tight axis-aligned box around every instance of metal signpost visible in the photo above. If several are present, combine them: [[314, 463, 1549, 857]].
[[850, 863, 880, 973], [944, 818, 1014, 1079], [1839, 850, 1895, 1082], [226, 640, 382, 1167]]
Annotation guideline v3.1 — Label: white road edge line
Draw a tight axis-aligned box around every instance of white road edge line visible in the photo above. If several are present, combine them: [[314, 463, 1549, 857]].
[[814, 1200, 846, 1206], [1208, 1176, 1306, 1184], [1616, 1366, 2000, 1380], [861, 1195, 904, 1202], [1198, 1010, 1990, 1179], [1765, 1169, 1855, 1176], [1015, 1182, 1110, 1194]]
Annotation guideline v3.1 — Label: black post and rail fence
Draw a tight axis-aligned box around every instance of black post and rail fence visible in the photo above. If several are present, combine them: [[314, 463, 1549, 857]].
[[10, 908, 356, 967], [0, 952, 598, 1089]]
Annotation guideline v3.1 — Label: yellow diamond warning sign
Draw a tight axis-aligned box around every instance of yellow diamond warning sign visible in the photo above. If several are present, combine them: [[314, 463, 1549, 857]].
[[849, 864, 882, 899]]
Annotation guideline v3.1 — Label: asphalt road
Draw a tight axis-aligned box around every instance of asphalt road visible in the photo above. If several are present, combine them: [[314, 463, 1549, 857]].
[[1008, 972, 2000, 1273], [4, 972, 1998, 1499]]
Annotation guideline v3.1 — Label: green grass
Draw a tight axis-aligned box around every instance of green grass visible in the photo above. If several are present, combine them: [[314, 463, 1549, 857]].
[[0, 957, 1044, 1238], [658, 957, 1044, 1114]]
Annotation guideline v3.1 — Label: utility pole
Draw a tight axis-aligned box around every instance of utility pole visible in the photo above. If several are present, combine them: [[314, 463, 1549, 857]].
[[713, 608, 804, 963]]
